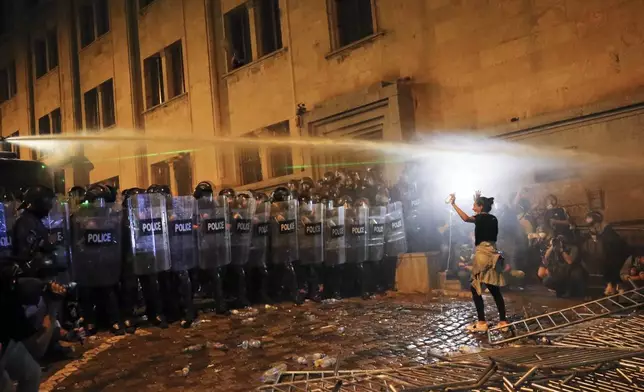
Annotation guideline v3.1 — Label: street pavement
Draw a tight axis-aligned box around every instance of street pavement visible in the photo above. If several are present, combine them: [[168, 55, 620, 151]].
[[42, 289, 578, 392]]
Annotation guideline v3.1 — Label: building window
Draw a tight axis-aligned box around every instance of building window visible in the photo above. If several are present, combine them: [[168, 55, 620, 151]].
[[151, 161, 171, 187], [331, 0, 375, 48], [143, 40, 185, 110], [267, 121, 293, 178], [84, 78, 116, 130], [256, 0, 282, 57], [144, 54, 164, 109], [84, 88, 99, 129], [239, 136, 263, 185], [33, 28, 59, 78], [225, 4, 252, 70], [173, 154, 192, 196], [0, 61, 17, 103], [139, 0, 156, 10], [166, 41, 185, 99], [78, 0, 110, 49], [0, 0, 13, 35], [37, 109, 61, 159], [1, 131, 20, 159]]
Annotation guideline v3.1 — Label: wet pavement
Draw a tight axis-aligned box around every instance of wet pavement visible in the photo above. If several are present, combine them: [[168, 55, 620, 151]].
[[43, 288, 579, 392]]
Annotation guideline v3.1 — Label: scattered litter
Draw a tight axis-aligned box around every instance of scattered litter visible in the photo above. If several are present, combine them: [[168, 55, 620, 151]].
[[337, 326, 345, 334], [206, 341, 227, 350], [182, 344, 205, 353], [240, 339, 262, 349], [296, 356, 307, 364], [306, 314, 316, 321], [179, 365, 190, 376], [264, 304, 278, 310], [241, 317, 256, 324], [260, 363, 287, 383], [192, 319, 212, 327], [322, 299, 339, 304], [308, 353, 325, 361], [314, 357, 337, 368]]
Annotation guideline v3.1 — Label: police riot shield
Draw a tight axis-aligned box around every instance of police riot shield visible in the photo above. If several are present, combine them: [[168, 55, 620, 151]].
[[168, 196, 197, 272], [196, 196, 231, 269], [346, 207, 368, 264], [324, 205, 346, 266], [126, 193, 171, 275], [71, 203, 123, 287], [270, 200, 299, 265], [0, 201, 18, 259], [402, 186, 424, 252], [368, 206, 386, 262], [231, 198, 257, 266], [249, 201, 270, 267], [385, 201, 408, 257], [298, 202, 324, 265], [42, 200, 71, 274]]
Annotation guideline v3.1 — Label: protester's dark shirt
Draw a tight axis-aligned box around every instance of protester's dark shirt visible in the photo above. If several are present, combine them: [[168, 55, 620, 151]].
[[474, 213, 498, 246], [544, 207, 572, 239]]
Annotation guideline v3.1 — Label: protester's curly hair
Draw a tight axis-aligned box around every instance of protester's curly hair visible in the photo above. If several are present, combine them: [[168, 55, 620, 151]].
[[475, 196, 494, 213]]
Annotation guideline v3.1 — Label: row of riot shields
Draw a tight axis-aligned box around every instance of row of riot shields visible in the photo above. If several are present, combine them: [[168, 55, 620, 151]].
[[268, 200, 407, 266], [0, 193, 408, 287]]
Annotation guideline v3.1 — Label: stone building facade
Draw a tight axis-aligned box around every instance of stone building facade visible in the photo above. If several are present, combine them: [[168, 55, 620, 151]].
[[1, 0, 644, 221]]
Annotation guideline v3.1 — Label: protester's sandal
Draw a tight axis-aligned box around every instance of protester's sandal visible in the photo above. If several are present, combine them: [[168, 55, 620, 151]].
[[466, 322, 488, 333], [496, 321, 510, 333], [604, 283, 616, 296]]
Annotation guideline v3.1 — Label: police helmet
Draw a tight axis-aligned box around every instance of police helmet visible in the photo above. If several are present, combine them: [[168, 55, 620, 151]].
[[271, 186, 291, 203], [19, 185, 56, 213], [68, 186, 86, 199], [193, 181, 214, 200], [219, 187, 235, 198], [300, 177, 315, 192], [254, 191, 269, 203], [84, 184, 111, 203], [354, 197, 369, 208]]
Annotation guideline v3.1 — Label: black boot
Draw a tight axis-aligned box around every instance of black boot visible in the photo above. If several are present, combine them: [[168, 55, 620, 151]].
[[258, 267, 273, 304], [235, 266, 251, 308], [212, 268, 228, 314]]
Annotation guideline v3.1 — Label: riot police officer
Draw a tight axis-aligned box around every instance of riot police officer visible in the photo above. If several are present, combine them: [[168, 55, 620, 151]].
[[269, 187, 302, 304], [165, 187, 197, 328], [12, 185, 74, 360], [119, 188, 145, 333], [222, 188, 255, 308], [247, 192, 272, 304], [123, 185, 170, 329], [296, 192, 324, 302], [74, 184, 124, 335], [194, 182, 229, 314]]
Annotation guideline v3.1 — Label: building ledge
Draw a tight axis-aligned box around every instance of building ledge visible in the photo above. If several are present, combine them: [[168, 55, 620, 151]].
[[142, 92, 188, 116], [325, 31, 385, 60], [222, 47, 288, 79], [35, 66, 59, 82], [78, 31, 111, 54]]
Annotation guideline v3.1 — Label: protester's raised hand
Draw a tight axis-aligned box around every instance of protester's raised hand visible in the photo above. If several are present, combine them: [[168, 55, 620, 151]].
[[473, 190, 482, 201]]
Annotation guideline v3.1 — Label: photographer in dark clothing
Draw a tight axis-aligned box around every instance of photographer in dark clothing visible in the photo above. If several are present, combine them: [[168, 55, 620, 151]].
[[539, 235, 587, 297], [582, 211, 630, 296], [11, 186, 74, 361], [0, 258, 69, 392]]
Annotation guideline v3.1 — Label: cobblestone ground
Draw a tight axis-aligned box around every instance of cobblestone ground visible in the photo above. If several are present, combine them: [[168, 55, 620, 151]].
[[43, 289, 578, 392]]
